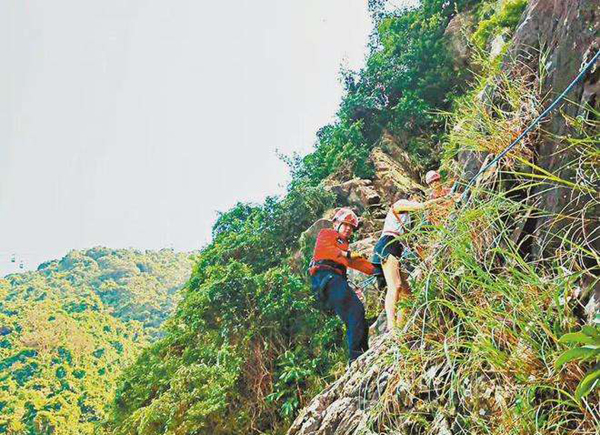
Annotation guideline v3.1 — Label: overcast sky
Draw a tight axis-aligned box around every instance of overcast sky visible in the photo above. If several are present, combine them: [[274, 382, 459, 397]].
[[1, 0, 373, 276]]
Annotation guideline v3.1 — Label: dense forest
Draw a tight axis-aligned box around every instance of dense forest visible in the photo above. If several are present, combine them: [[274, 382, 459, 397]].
[[0, 248, 192, 434]]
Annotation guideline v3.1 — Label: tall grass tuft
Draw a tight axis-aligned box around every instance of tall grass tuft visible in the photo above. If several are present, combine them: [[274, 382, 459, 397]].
[[363, 190, 598, 434]]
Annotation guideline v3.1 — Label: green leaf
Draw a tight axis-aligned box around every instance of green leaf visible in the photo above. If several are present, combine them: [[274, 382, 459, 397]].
[[575, 364, 600, 402], [581, 325, 600, 339], [558, 332, 595, 345], [555, 347, 600, 369]]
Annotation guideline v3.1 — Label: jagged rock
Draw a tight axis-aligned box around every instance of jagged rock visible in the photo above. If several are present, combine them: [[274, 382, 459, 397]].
[[318, 397, 363, 434], [377, 132, 422, 180], [505, 0, 600, 261], [288, 335, 402, 435], [444, 12, 474, 70], [370, 148, 424, 203], [325, 178, 381, 211], [457, 149, 489, 184]]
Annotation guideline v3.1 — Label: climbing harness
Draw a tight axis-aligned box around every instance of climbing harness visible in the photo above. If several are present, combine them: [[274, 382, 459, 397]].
[[458, 49, 600, 201]]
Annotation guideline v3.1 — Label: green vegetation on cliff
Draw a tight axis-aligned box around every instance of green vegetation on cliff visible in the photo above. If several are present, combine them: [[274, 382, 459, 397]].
[[107, 0, 599, 434], [107, 187, 342, 434], [0, 248, 192, 434], [106, 1, 501, 434]]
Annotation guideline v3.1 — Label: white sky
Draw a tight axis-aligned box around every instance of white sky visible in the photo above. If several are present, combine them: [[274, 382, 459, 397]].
[[1, 0, 373, 276]]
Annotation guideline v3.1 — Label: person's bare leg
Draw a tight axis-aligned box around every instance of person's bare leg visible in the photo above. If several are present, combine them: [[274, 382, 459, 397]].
[[382, 255, 402, 331], [395, 268, 412, 327]]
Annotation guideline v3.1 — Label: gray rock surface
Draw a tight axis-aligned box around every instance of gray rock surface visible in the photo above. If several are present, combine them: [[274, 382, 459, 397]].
[[287, 335, 395, 435], [326, 179, 381, 211], [506, 0, 599, 262]]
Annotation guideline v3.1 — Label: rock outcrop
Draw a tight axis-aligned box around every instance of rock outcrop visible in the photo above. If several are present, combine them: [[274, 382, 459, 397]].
[[325, 179, 381, 211], [444, 12, 474, 70], [506, 0, 599, 317], [370, 147, 424, 202], [287, 335, 393, 435], [500, 0, 599, 261]]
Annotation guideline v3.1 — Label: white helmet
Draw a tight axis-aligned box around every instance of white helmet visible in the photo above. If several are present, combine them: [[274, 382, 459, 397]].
[[333, 208, 359, 229], [425, 170, 441, 185]]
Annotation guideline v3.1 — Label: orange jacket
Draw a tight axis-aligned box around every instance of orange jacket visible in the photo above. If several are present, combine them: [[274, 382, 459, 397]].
[[309, 228, 375, 276]]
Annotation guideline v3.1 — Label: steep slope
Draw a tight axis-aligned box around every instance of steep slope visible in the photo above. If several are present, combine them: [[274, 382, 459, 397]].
[[104, 2, 488, 433], [0, 248, 192, 434], [288, 0, 600, 434]]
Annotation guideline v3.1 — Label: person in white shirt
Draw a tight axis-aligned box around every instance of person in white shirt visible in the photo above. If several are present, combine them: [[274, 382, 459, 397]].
[[371, 190, 452, 331]]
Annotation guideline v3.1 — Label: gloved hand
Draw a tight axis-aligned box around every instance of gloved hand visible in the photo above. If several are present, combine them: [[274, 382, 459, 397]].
[[349, 251, 365, 260]]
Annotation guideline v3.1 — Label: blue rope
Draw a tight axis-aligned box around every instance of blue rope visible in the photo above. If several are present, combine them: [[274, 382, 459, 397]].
[[460, 49, 600, 201]]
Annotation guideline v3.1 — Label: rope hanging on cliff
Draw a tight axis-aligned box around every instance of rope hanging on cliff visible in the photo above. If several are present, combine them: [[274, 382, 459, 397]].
[[348, 51, 599, 299], [458, 48, 600, 201]]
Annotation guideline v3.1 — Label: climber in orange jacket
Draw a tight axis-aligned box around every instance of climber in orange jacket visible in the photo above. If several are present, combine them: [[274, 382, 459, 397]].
[[309, 208, 375, 362]]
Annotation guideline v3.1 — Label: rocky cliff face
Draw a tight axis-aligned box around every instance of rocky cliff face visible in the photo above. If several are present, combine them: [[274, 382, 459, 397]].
[[508, 0, 599, 259], [287, 2, 599, 434], [287, 335, 397, 435], [507, 0, 599, 324]]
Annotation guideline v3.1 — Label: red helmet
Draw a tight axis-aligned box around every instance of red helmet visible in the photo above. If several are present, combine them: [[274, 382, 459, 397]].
[[333, 208, 359, 229], [425, 170, 441, 185]]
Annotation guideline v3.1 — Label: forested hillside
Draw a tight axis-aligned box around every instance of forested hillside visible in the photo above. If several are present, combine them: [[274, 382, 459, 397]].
[[0, 248, 192, 434]]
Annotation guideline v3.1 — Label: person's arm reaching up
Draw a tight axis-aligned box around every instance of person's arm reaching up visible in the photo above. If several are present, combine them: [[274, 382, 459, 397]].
[[392, 196, 448, 213]]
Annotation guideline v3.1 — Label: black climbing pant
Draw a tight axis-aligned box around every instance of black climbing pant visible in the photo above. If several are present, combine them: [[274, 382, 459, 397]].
[[311, 269, 368, 362]]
